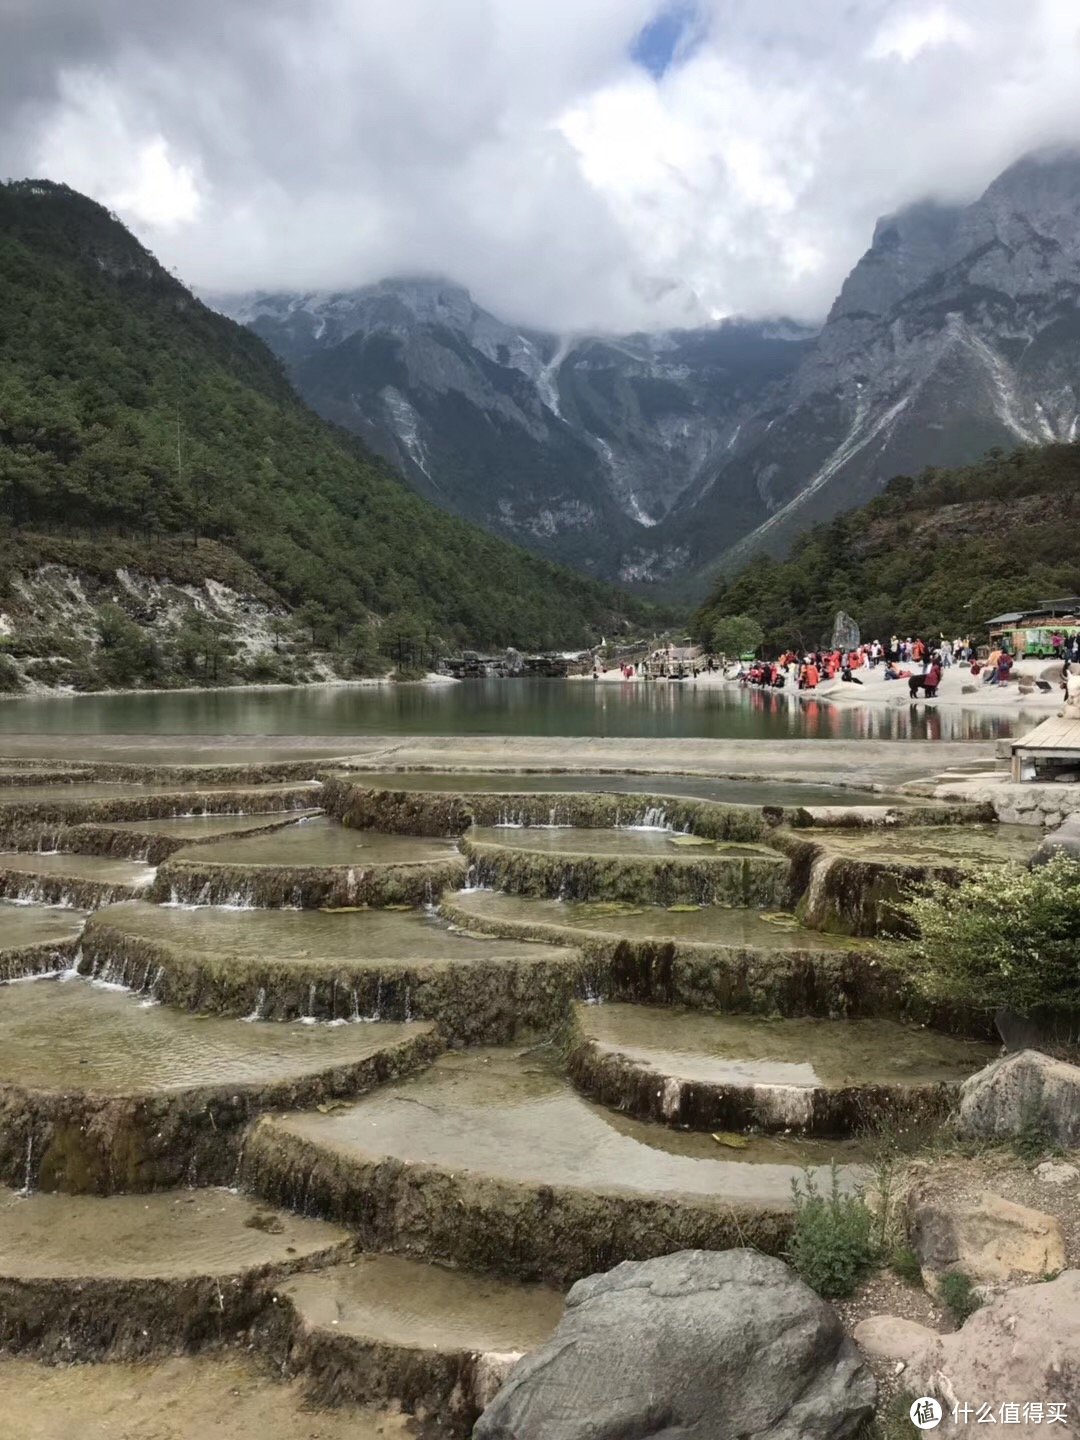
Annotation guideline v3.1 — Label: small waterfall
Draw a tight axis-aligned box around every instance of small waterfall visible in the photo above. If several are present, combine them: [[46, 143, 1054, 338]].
[[619, 806, 669, 832], [16, 1134, 34, 1196], [583, 973, 604, 1006], [138, 962, 163, 1007], [60, 946, 82, 982], [243, 987, 267, 1023], [350, 987, 361, 1022], [299, 982, 318, 1024], [403, 984, 413, 1023], [357, 978, 383, 1023], [803, 853, 832, 927], [230, 1137, 247, 1191]]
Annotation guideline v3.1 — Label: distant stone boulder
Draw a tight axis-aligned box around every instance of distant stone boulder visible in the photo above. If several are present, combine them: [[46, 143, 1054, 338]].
[[958, 1050, 1080, 1150], [831, 611, 861, 652], [473, 1249, 875, 1440]]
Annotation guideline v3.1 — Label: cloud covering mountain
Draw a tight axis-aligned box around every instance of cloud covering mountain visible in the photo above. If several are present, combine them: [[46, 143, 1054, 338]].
[[4, 0, 1080, 331]]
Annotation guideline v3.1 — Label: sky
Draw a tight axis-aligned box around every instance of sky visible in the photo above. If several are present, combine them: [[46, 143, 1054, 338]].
[[4, 0, 1080, 332]]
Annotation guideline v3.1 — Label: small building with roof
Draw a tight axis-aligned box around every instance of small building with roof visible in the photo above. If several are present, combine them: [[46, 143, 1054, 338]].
[[988, 598, 1080, 657]]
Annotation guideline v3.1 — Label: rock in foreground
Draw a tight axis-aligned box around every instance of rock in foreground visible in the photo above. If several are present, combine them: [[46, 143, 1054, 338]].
[[907, 1270, 1080, 1437], [473, 1249, 874, 1440]]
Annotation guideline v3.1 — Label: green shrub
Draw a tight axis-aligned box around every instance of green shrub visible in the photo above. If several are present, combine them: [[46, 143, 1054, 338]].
[[890, 1244, 924, 1286], [865, 1392, 919, 1440], [710, 612, 764, 659], [938, 1269, 982, 1324], [899, 855, 1080, 1019], [1012, 1097, 1064, 1164], [785, 1164, 876, 1299], [0, 653, 21, 692]]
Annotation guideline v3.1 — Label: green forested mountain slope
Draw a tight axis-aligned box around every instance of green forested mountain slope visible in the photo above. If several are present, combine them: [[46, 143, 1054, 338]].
[[697, 444, 1080, 649], [0, 180, 640, 651]]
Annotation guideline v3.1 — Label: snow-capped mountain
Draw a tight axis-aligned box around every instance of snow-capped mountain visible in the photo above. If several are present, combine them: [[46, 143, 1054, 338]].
[[661, 148, 1080, 581], [213, 149, 1080, 591], [211, 279, 813, 578]]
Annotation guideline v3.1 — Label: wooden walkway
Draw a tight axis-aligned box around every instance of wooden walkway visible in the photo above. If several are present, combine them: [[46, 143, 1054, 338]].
[[1011, 715, 1080, 779]]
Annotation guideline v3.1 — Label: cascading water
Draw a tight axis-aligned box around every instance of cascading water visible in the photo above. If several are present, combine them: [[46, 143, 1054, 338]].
[[16, 1134, 34, 1196], [243, 987, 267, 1023]]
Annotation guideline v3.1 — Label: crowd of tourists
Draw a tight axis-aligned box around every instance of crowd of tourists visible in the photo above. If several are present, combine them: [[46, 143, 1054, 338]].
[[739, 635, 1000, 699]]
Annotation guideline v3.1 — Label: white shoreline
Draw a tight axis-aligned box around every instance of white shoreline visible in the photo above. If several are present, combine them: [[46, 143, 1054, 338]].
[[579, 660, 1068, 716]]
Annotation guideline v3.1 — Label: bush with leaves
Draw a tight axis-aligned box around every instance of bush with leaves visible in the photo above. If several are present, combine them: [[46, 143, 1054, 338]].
[[899, 855, 1080, 1020], [785, 1164, 876, 1299], [937, 1270, 982, 1325], [0, 653, 20, 692], [709, 612, 764, 660]]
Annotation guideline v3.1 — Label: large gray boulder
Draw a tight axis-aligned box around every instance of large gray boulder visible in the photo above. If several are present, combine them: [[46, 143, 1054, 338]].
[[1030, 813, 1080, 866], [958, 1049, 1080, 1149], [907, 1270, 1080, 1436], [473, 1249, 875, 1440]]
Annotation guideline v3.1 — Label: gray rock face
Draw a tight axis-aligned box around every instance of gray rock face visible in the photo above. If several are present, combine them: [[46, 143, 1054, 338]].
[[689, 148, 1080, 574], [958, 1049, 1080, 1149], [1031, 814, 1080, 866], [473, 1249, 875, 1440], [211, 279, 811, 583]]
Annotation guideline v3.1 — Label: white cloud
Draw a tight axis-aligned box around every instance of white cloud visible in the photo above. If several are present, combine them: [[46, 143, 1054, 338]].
[[4, 0, 1080, 330], [867, 8, 974, 64]]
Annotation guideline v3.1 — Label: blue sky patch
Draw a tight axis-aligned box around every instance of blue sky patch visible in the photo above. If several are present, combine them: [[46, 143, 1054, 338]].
[[631, 4, 697, 78]]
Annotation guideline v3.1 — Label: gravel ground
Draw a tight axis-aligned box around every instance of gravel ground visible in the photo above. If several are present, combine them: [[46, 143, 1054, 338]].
[[837, 1147, 1080, 1415]]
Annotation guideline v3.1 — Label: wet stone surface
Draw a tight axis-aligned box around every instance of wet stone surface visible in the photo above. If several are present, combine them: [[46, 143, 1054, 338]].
[[0, 1184, 347, 1279], [264, 1047, 864, 1203], [89, 899, 557, 971], [0, 976, 427, 1093], [342, 771, 886, 808], [445, 891, 860, 951], [0, 852, 155, 887], [0, 1356, 414, 1440], [169, 815, 459, 868], [0, 780, 322, 808], [807, 823, 1038, 867], [96, 811, 320, 840], [280, 1253, 564, 1353], [467, 826, 782, 859], [576, 1004, 997, 1089], [0, 901, 87, 951]]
